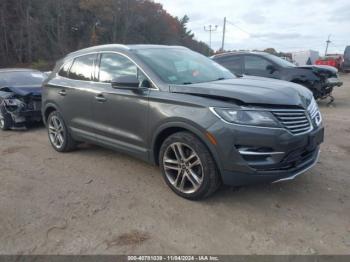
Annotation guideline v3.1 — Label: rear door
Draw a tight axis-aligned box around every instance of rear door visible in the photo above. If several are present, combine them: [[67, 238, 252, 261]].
[[91, 52, 150, 160], [214, 55, 243, 75], [243, 55, 279, 78], [48, 54, 98, 140]]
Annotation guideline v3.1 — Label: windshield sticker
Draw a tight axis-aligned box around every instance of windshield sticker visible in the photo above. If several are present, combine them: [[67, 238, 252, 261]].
[[174, 61, 188, 72], [168, 76, 178, 81]]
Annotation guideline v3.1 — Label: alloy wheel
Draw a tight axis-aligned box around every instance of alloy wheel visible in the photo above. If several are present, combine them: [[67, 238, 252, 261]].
[[0, 112, 4, 129], [48, 116, 65, 149], [163, 142, 204, 194]]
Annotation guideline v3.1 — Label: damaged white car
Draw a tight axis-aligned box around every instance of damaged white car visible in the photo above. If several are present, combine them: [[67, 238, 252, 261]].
[[0, 69, 46, 130]]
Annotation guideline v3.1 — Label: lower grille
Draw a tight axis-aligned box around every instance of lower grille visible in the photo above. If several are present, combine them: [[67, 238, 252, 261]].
[[272, 110, 312, 135], [256, 148, 317, 172]]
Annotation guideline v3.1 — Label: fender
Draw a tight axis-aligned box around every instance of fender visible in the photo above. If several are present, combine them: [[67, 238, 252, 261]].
[[42, 102, 59, 125], [150, 120, 224, 174]]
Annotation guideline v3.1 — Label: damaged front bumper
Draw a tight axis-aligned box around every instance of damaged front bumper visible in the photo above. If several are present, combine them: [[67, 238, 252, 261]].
[[0, 95, 42, 127], [325, 77, 343, 88]]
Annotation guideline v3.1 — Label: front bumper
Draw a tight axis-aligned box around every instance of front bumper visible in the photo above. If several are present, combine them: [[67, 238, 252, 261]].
[[208, 121, 324, 186], [325, 77, 343, 88]]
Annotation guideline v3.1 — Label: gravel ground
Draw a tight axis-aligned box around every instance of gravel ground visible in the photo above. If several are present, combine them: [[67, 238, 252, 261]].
[[0, 74, 349, 255]]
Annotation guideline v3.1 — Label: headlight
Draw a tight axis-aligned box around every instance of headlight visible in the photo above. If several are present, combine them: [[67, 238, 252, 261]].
[[212, 108, 280, 128]]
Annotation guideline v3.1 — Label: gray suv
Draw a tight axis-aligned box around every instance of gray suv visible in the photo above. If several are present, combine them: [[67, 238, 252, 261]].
[[42, 45, 324, 200]]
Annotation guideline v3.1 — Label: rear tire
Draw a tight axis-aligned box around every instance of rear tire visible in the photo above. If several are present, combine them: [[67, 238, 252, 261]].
[[47, 111, 77, 152], [159, 132, 221, 200]]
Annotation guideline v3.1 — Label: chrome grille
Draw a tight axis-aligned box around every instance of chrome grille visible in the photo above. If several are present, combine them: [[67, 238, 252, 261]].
[[272, 110, 312, 135], [308, 98, 322, 126], [308, 99, 318, 119]]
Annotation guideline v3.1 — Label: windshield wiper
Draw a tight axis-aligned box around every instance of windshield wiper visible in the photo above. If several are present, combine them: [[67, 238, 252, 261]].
[[182, 82, 193, 85]]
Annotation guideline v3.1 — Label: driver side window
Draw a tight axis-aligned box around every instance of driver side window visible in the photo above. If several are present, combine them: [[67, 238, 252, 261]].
[[245, 56, 273, 71], [99, 53, 138, 83]]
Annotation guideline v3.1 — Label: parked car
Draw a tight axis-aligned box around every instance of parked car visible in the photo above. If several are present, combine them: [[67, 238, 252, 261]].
[[342, 46, 350, 72], [315, 55, 343, 70], [212, 52, 343, 101], [0, 68, 45, 130], [42, 45, 324, 200]]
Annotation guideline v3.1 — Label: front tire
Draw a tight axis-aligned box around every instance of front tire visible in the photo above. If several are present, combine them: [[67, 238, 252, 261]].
[[47, 111, 77, 152], [0, 106, 13, 131], [159, 132, 221, 200]]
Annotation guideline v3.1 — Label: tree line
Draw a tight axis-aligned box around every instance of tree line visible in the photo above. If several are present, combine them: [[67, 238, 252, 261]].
[[0, 0, 211, 68]]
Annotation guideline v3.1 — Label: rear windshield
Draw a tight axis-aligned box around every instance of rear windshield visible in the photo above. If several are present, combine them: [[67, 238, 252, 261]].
[[263, 53, 296, 68], [0, 71, 45, 87]]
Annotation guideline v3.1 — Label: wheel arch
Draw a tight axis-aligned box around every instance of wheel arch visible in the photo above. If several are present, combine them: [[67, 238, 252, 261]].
[[151, 122, 223, 175], [43, 103, 59, 125]]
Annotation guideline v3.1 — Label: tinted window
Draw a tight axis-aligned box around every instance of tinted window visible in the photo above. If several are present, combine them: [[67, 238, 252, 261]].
[[245, 56, 273, 70], [58, 61, 72, 78], [216, 56, 243, 74], [99, 53, 137, 83], [69, 55, 95, 81]]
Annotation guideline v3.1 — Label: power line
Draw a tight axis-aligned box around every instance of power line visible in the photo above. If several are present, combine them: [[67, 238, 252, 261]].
[[225, 20, 285, 48], [204, 25, 218, 50]]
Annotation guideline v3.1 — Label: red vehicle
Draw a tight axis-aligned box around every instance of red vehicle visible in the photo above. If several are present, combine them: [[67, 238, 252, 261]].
[[315, 55, 343, 70]]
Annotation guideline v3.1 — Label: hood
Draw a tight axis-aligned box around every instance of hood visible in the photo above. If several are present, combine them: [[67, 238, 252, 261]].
[[297, 65, 338, 74], [170, 77, 313, 109], [0, 85, 42, 96]]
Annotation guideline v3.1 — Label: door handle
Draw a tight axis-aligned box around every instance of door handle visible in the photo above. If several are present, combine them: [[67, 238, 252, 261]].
[[95, 94, 107, 102], [58, 90, 66, 96]]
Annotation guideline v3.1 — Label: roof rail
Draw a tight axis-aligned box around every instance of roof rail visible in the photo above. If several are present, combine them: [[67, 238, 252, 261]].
[[67, 44, 130, 57]]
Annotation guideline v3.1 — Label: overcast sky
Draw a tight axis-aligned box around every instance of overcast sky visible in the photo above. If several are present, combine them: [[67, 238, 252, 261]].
[[156, 0, 350, 54]]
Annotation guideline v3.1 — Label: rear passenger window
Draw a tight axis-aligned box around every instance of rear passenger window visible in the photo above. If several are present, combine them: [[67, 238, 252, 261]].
[[58, 61, 72, 78], [99, 53, 137, 83], [69, 55, 96, 81]]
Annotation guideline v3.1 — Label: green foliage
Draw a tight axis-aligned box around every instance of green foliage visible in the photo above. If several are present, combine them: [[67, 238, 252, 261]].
[[31, 60, 52, 71], [0, 0, 212, 67]]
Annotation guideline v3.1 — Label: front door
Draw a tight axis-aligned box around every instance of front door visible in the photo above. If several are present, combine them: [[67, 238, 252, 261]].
[[91, 53, 150, 160]]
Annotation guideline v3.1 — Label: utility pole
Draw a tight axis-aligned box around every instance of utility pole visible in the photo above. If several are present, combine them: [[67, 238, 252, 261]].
[[204, 24, 218, 50], [325, 35, 331, 56], [221, 17, 227, 51]]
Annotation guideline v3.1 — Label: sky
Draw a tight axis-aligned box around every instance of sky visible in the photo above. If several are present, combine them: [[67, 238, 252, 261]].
[[155, 0, 350, 54]]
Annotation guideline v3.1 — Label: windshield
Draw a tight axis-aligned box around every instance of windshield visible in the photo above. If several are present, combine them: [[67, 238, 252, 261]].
[[0, 71, 45, 87], [134, 48, 235, 85], [264, 54, 296, 68]]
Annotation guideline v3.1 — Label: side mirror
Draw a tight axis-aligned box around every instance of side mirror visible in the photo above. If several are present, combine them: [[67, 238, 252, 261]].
[[266, 65, 276, 74], [111, 75, 140, 90]]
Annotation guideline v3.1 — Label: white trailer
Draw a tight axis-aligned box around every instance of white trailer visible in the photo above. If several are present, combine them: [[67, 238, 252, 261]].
[[292, 50, 320, 66]]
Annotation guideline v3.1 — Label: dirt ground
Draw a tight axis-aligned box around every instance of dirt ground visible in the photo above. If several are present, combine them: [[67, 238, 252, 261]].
[[0, 75, 350, 255]]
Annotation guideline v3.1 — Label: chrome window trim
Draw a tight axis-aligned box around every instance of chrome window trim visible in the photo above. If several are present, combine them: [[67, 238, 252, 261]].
[[56, 51, 160, 90]]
